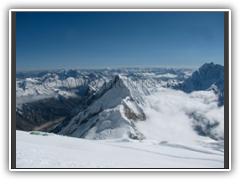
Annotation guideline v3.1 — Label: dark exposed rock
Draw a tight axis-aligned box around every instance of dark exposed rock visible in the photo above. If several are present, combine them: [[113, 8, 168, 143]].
[[188, 112, 223, 140], [123, 103, 146, 121], [16, 95, 82, 132]]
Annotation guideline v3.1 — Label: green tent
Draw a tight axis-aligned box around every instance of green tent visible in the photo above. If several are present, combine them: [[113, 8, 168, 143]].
[[30, 132, 38, 135], [30, 131, 48, 136]]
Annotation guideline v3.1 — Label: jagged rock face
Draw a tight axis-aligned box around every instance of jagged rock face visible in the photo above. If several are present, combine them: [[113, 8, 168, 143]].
[[122, 97, 146, 121], [123, 104, 144, 121], [52, 75, 149, 140]]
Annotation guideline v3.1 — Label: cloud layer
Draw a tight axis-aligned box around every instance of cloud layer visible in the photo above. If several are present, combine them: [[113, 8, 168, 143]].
[[136, 88, 224, 144], [16, 95, 56, 105]]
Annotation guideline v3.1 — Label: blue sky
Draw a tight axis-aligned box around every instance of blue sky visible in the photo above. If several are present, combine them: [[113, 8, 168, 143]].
[[16, 12, 224, 71]]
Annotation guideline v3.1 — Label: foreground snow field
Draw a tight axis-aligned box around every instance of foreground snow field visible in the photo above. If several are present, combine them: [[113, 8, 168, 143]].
[[16, 130, 224, 168]]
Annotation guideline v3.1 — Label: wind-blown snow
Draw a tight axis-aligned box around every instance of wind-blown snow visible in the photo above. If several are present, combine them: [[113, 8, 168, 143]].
[[16, 130, 223, 168]]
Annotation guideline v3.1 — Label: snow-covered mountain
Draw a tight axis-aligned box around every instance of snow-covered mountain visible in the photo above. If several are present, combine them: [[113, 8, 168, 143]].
[[16, 69, 109, 98], [50, 64, 224, 142], [16, 64, 224, 142], [52, 75, 149, 140], [180, 62, 224, 106], [16, 67, 193, 132], [16, 67, 195, 102], [16, 63, 225, 168]]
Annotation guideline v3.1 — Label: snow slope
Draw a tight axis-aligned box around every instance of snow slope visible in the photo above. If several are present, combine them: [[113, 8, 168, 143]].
[[16, 130, 224, 168]]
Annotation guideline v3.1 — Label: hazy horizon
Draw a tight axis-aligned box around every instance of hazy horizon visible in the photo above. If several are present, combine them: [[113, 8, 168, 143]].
[[16, 64, 207, 73]]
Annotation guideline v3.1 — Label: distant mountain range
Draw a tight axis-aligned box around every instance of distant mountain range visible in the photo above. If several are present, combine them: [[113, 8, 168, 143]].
[[16, 63, 224, 141]]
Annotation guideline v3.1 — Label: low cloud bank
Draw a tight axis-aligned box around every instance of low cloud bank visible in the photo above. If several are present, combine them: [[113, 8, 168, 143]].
[[136, 88, 224, 144], [16, 95, 56, 105]]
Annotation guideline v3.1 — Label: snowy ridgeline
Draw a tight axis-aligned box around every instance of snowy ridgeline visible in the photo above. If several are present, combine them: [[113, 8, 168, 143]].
[[16, 130, 224, 168]]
